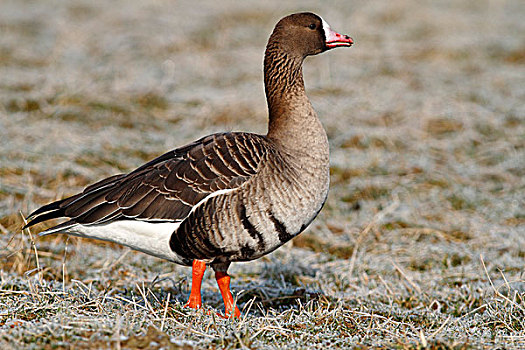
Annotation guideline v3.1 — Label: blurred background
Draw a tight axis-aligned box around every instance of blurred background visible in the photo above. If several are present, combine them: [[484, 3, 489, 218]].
[[0, 0, 524, 347]]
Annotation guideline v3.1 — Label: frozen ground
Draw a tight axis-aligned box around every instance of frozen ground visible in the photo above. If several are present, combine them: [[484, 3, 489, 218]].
[[1, 0, 524, 348]]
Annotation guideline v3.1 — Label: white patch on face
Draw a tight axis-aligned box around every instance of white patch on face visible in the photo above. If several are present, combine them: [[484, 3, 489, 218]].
[[320, 16, 334, 41], [321, 18, 338, 43], [321, 17, 332, 39]]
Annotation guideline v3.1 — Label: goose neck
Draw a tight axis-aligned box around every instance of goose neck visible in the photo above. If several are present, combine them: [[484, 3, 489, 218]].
[[264, 46, 316, 143]]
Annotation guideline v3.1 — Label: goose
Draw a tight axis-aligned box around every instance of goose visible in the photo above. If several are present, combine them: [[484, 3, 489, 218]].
[[24, 12, 353, 317]]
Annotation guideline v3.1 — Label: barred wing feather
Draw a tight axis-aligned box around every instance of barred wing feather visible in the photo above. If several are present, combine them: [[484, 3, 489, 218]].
[[24, 132, 267, 232]]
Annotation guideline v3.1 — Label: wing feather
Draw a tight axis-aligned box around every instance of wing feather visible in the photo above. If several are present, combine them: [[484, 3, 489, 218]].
[[24, 132, 271, 231]]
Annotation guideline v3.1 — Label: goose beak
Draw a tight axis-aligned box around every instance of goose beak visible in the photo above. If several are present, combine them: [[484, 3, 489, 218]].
[[325, 27, 354, 49]]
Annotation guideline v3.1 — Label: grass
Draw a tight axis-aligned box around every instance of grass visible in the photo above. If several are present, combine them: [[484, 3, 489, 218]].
[[1, 232, 523, 349], [1, 0, 524, 348]]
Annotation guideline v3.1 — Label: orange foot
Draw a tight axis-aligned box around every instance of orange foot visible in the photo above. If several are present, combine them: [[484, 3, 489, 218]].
[[215, 271, 241, 318], [185, 260, 206, 310]]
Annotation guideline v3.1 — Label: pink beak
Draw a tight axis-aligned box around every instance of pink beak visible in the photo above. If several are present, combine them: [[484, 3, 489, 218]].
[[325, 26, 354, 49]]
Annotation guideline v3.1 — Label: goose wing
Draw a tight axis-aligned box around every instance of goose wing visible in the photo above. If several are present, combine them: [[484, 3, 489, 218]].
[[24, 132, 269, 233]]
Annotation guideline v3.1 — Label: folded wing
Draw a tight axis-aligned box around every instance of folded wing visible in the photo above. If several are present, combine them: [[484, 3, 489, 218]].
[[24, 132, 268, 233]]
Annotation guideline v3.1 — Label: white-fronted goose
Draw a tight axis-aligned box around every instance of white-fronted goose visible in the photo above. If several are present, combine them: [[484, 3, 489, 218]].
[[24, 12, 353, 317]]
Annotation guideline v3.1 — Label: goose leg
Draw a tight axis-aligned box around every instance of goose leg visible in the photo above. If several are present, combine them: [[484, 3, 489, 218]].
[[186, 259, 206, 309], [214, 269, 241, 318]]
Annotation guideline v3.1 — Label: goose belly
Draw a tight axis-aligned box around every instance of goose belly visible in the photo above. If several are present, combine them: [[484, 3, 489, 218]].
[[64, 221, 190, 265]]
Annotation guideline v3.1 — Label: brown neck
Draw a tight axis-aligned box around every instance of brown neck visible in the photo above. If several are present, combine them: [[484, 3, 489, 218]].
[[264, 43, 326, 155], [264, 43, 305, 117]]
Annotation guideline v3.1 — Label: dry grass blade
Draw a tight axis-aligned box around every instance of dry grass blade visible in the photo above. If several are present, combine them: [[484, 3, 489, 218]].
[[392, 260, 422, 294], [429, 315, 452, 340], [160, 292, 170, 332], [480, 254, 525, 313], [20, 212, 43, 285], [348, 197, 400, 279]]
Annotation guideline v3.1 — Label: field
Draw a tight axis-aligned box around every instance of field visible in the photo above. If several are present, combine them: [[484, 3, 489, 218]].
[[1, 0, 524, 348]]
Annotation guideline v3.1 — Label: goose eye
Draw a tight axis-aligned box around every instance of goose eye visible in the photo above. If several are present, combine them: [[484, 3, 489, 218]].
[[308, 23, 316, 30]]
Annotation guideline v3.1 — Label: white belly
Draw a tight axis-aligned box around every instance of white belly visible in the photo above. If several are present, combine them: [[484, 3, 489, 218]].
[[64, 221, 186, 264]]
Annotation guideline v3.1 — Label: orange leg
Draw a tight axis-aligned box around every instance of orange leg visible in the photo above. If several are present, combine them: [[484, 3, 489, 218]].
[[186, 260, 206, 309], [215, 271, 241, 318]]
